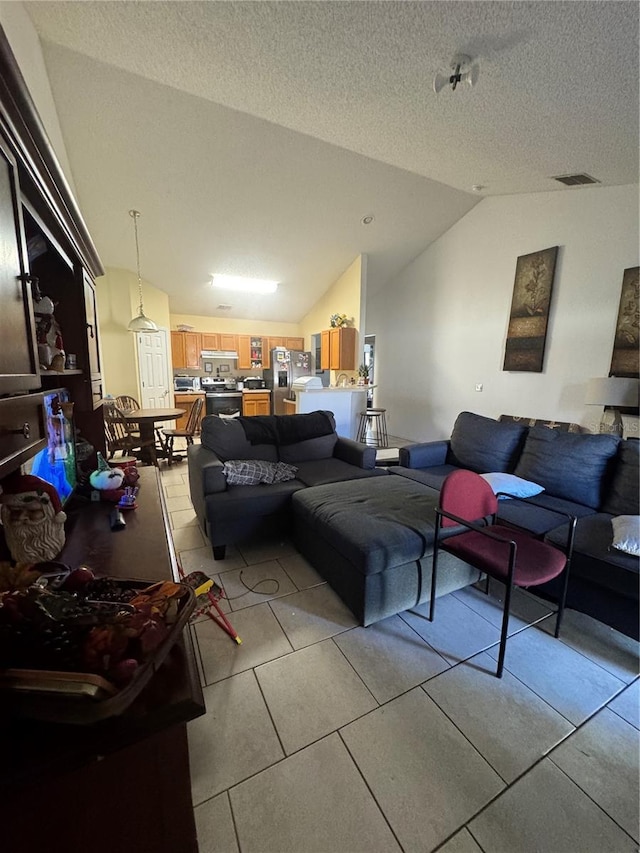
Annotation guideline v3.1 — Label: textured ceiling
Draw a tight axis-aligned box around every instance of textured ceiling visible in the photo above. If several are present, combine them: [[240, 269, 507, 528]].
[[24, 1, 639, 322]]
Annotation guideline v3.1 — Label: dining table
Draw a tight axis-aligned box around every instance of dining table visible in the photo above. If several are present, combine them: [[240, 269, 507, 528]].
[[121, 407, 185, 463]]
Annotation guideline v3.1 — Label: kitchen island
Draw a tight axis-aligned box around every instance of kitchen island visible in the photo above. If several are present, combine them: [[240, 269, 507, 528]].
[[287, 385, 373, 439]]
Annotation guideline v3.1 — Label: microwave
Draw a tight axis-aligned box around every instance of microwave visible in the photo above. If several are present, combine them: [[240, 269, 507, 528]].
[[174, 375, 201, 391]]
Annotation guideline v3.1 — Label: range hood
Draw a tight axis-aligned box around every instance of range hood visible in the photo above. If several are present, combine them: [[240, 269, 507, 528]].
[[201, 349, 238, 360]]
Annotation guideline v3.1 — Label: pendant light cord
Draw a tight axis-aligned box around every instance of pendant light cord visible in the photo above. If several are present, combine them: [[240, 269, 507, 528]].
[[130, 209, 143, 315]]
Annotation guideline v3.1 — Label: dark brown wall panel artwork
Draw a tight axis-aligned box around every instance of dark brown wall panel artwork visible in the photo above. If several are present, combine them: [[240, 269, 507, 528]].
[[610, 266, 639, 378], [503, 246, 558, 372]]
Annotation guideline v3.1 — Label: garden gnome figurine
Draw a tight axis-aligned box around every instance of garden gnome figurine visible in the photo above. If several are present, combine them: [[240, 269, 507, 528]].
[[0, 474, 67, 563], [89, 452, 125, 491]]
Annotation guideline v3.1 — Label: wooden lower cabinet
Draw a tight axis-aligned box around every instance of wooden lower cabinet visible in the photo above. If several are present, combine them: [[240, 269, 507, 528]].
[[283, 399, 296, 414], [242, 392, 271, 416], [174, 393, 205, 431]]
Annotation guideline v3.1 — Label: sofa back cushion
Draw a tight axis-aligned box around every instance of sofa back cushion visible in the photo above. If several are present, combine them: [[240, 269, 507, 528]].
[[514, 427, 620, 508], [200, 416, 278, 463], [447, 411, 528, 473], [601, 440, 640, 516], [279, 433, 338, 463]]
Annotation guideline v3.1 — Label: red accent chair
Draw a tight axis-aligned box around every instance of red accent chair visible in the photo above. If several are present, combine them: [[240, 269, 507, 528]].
[[431, 469, 576, 677]]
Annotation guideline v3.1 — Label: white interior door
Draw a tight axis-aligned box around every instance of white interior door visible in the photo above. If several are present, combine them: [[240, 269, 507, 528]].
[[137, 329, 171, 408]]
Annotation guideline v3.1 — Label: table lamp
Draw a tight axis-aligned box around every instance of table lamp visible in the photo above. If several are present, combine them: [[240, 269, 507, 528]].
[[585, 377, 639, 436]]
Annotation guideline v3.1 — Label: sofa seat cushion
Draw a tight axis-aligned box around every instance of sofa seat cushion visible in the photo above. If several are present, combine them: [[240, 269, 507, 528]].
[[206, 479, 305, 521], [388, 464, 458, 491], [601, 440, 640, 516], [514, 427, 620, 508], [295, 458, 387, 488], [293, 477, 441, 575], [200, 415, 277, 462], [545, 514, 639, 600], [497, 493, 596, 536], [447, 411, 528, 473]]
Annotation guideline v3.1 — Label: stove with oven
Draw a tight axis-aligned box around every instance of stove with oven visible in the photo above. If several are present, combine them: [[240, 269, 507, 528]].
[[201, 377, 243, 417]]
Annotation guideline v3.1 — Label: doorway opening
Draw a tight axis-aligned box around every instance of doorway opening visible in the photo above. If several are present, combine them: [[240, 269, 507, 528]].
[[311, 332, 330, 387], [364, 335, 375, 407]]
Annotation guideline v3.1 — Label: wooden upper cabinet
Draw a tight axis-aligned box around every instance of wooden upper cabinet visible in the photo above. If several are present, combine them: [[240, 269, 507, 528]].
[[201, 332, 236, 352], [285, 337, 304, 351], [237, 335, 252, 370], [321, 329, 330, 370], [184, 332, 201, 368], [171, 331, 200, 368], [267, 336, 285, 351], [219, 333, 237, 351], [170, 331, 185, 369], [201, 332, 219, 351], [326, 327, 356, 371], [0, 134, 40, 394]]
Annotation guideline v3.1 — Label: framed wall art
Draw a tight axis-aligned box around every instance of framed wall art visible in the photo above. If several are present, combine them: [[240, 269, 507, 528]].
[[610, 266, 639, 378], [503, 246, 558, 372]]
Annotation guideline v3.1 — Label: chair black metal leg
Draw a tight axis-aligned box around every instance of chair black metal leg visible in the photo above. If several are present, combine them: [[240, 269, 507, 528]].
[[554, 564, 572, 638], [496, 582, 514, 678], [429, 542, 440, 622], [167, 436, 174, 467]]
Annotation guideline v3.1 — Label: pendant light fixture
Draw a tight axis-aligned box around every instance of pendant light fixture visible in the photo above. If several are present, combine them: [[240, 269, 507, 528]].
[[127, 209, 158, 333]]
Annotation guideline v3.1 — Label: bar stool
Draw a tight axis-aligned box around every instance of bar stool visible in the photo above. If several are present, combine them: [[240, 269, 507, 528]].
[[356, 408, 388, 447]]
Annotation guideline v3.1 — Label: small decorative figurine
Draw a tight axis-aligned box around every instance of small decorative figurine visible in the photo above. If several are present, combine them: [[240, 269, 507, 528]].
[[0, 474, 67, 564], [89, 452, 125, 492]]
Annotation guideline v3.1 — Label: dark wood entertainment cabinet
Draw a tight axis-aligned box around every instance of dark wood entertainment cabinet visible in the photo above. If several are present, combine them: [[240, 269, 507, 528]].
[[0, 27, 205, 853], [1, 467, 206, 853]]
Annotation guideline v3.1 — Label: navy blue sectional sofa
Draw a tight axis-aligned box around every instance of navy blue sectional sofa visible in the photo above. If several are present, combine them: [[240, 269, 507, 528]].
[[390, 411, 639, 639], [188, 411, 386, 560]]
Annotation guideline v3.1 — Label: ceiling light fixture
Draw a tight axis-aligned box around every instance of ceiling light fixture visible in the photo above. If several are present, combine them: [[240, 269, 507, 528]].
[[127, 209, 158, 333], [211, 274, 278, 294], [433, 54, 480, 94], [361, 215, 375, 225]]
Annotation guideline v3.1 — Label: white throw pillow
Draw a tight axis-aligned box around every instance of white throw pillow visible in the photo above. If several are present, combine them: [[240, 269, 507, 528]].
[[611, 515, 640, 556], [480, 472, 545, 500]]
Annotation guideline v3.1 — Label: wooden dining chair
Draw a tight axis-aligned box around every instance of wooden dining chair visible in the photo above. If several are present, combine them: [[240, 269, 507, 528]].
[[115, 395, 141, 434], [159, 396, 204, 466], [104, 404, 158, 466]]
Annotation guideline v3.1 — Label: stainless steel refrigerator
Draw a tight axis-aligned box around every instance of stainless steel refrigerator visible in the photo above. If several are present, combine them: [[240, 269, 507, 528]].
[[264, 348, 311, 414]]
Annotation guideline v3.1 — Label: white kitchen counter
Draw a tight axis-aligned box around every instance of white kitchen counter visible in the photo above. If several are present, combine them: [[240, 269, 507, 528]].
[[242, 389, 271, 394], [292, 386, 370, 439]]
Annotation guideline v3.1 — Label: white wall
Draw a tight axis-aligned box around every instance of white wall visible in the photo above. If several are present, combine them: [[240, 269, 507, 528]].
[[367, 184, 639, 441]]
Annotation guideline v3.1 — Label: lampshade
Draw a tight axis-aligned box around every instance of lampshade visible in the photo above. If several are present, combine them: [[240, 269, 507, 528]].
[[585, 377, 639, 407], [127, 209, 158, 333]]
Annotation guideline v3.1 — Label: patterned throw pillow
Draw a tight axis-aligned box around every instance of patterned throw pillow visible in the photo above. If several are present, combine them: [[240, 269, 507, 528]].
[[222, 460, 298, 485]]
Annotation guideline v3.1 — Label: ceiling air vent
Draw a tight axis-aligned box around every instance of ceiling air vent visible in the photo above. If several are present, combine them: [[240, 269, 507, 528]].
[[216, 304, 233, 311], [552, 173, 600, 186]]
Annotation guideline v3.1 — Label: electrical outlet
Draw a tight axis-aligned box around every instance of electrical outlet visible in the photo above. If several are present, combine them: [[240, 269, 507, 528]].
[[475, 383, 483, 392]]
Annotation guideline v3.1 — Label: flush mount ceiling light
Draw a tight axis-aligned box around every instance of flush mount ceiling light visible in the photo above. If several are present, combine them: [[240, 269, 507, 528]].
[[211, 274, 279, 294], [361, 215, 375, 225], [433, 54, 480, 94], [127, 209, 158, 333]]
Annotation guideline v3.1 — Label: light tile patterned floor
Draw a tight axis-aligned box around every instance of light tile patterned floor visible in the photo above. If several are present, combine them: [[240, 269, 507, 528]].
[[160, 465, 640, 853]]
